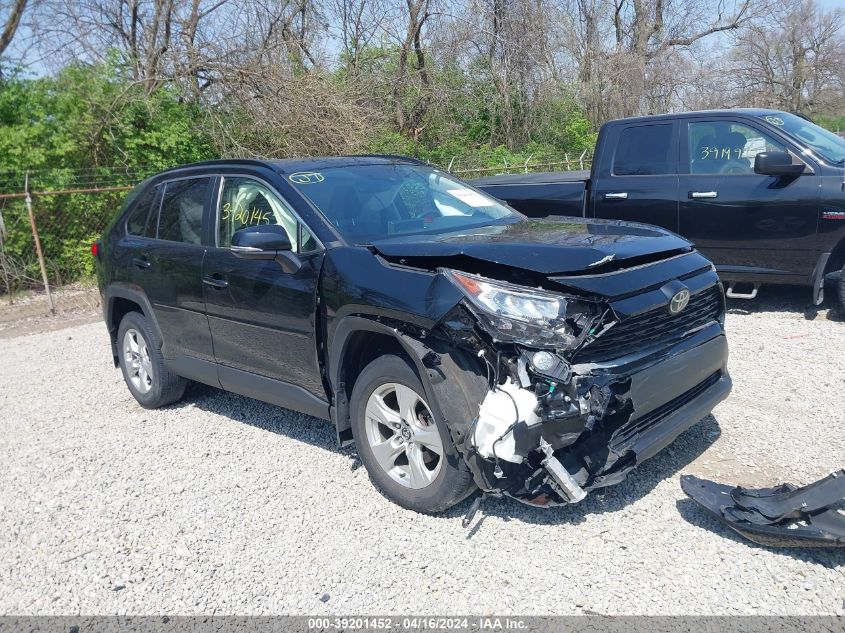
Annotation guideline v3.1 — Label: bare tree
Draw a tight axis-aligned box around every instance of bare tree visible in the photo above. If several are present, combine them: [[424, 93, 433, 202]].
[[206, 64, 381, 157], [731, 0, 844, 114], [556, 0, 769, 121], [329, 0, 388, 72], [388, 0, 433, 137], [14, 0, 844, 167], [0, 0, 28, 58]]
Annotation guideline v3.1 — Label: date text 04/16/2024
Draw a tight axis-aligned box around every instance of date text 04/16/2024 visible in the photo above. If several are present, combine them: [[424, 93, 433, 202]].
[[306, 617, 528, 630]]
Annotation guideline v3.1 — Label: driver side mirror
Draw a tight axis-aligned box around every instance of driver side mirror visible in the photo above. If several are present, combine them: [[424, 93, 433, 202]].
[[230, 224, 292, 260], [754, 151, 805, 176]]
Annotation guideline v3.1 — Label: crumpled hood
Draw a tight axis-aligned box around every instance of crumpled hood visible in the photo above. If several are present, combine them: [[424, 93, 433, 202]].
[[370, 218, 692, 275]]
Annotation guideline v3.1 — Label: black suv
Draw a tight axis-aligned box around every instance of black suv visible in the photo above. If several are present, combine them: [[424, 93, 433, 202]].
[[96, 156, 732, 513]]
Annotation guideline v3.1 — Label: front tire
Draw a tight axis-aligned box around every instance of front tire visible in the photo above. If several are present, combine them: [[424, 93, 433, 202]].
[[350, 355, 476, 513], [117, 311, 186, 409]]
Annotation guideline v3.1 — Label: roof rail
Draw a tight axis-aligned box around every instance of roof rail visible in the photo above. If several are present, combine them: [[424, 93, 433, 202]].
[[158, 158, 274, 173], [348, 154, 431, 166]]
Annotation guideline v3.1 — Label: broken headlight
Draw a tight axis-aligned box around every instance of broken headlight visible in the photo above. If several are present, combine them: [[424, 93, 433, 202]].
[[444, 269, 601, 349]]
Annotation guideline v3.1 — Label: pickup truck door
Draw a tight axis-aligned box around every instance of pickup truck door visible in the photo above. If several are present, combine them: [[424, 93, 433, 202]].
[[202, 174, 327, 404], [590, 121, 680, 233], [678, 118, 820, 281]]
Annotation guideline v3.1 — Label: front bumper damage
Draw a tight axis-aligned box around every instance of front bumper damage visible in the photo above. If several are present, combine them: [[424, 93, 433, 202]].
[[464, 327, 730, 507], [415, 299, 732, 508], [681, 471, 845, 547], [354, 248, 732, 509]]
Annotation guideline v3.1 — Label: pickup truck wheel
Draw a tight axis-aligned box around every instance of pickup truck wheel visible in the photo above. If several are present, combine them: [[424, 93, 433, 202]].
[[117, 311, 187, 409], [350, 354, 476, 513], [839, 263, 845, 311]]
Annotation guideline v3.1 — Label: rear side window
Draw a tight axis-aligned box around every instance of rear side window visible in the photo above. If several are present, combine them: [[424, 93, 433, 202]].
[[613, 124, 674, 175], [125, 184, 161, 237], [157, 178, 210, 245]]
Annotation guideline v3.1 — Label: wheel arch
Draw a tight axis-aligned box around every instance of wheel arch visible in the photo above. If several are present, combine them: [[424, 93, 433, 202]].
[[329, 317, 425, 446], [824, 236, 845, 276], [105, 284, 163, 365], [328, 316, 488, 458]]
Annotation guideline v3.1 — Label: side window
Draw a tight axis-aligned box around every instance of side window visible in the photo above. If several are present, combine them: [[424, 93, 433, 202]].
[[218, 177, 299, 252], [613, 124, 674, 175], [157, 178, 210, 245], [300, 224, 318, 252], [688, 121, 787, 175], [125, 184, 161, 237]]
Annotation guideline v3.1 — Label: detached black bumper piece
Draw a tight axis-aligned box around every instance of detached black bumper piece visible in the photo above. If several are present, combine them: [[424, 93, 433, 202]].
[[681, 471, 845, 547]]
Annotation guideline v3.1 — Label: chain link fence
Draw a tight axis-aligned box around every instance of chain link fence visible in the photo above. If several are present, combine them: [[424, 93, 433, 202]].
[[0, 167, 155, 325], [448, 150, 593, 178], [0, 155, 589, 327]]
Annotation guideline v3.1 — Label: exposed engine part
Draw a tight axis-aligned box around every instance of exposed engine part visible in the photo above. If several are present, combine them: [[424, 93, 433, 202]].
[[423, 295, 729, 509], [681, 471, 845, 547], [539, 438, 587, 503], [516, 355, 531, 388], [531, 351, 557, 372], [525, 349, 572, 382], [472, 379, 541, 464]]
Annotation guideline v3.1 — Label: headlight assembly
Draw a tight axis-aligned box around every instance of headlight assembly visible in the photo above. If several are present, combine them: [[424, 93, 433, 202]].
[[444, 269, 606, 349]]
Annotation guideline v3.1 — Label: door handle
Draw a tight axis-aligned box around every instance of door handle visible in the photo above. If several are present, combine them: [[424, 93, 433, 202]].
[[132, 256, 151, 270], [689, 191, 718, 199], [202, 274, 228, 289], [603, 192, 628, 200]]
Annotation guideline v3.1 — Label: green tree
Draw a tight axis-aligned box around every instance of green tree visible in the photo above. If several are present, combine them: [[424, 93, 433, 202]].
[[0, 61, 215, 290]]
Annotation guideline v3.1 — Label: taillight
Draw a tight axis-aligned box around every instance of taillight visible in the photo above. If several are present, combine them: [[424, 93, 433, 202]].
[[91, 241, 100, 258]]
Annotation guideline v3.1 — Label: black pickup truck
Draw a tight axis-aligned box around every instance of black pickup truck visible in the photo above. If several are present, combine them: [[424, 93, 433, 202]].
[[472, 109, 845, 308]]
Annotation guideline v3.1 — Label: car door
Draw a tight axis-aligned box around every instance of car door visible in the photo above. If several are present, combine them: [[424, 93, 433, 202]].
[[678, 118, 820, 280], [202, 174, 327, 400], [129, 176, 215, 365], [590, 121, 680, 233]]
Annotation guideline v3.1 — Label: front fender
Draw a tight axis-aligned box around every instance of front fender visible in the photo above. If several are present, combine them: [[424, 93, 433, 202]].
[[328, 315, 487, 462]]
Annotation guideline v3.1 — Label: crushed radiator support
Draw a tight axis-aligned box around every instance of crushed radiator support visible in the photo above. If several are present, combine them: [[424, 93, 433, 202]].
[[681, 471, 845, 548]]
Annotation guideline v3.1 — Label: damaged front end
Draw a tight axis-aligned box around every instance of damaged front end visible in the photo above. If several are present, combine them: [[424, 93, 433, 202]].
[[426, 264, 732, 508]]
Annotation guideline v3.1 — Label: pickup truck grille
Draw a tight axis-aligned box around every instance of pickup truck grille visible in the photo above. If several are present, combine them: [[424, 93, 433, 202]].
[[573, 285, 722, 363]]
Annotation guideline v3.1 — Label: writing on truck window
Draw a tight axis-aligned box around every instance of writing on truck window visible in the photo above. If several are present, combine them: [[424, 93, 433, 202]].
[[698, 146, 746, 161], [688, 121, 785, 175]]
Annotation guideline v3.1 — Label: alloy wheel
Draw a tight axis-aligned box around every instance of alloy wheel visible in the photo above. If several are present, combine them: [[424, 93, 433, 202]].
[[123, 328, 154, 394], [363, 382, 443, 489]]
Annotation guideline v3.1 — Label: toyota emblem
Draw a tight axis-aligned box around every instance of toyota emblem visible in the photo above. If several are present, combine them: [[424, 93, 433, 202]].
[[669, 289, 691, 315]]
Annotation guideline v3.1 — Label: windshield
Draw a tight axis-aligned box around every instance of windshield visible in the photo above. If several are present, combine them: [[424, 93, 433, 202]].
[[287, 163, 521, 243], [758, 112, 845, 164]]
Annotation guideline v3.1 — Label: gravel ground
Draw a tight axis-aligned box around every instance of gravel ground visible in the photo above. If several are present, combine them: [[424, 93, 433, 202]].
[[0, 289, 843, 615]]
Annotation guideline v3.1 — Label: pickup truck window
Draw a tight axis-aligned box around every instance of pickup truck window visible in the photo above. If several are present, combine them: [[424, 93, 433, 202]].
[[688, 121, 785, 175], [613, 124, 674, 176], [759, 112, 845, 164], [218, 176, 299, 251]]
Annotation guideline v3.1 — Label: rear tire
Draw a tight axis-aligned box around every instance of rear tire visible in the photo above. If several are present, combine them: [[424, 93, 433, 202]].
[[117, 311, 187, 409], [350, 354, 476, 513]]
